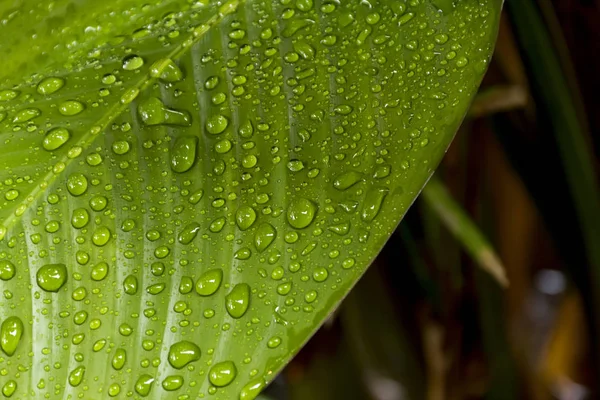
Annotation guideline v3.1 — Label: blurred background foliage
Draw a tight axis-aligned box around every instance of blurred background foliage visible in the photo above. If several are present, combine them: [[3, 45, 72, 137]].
[[260, 0, 600, 398]]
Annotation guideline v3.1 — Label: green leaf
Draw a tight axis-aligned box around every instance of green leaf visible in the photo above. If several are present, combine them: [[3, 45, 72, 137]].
[[0, 0, 500, 398]]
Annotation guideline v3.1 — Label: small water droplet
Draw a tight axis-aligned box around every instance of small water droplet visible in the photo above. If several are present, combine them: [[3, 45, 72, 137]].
[[0, 316, 23, 356], [209, 361, 237, 387], [333, 171, 363, 190], [37, 77, 65, 95], [134, 374, 154, 397], [361, 186, 389, 222], [235, 206, 257, 231], [254, 223, 276, 252], [240, 378, 266, 400], [68, 366, 85, 387], [122, 55, 145, 70], [168, 341, 201, 369], [196, 269, 223, 296], [36, 264, 67, 292], [123, 275, 138, 295], [287, 197, 317, 229], [58, 100, 85, 116], [162, 375, 184, 391], [42, 128, 70, 151], [112, 348, 127, 370], [225, 283, 250, 319], [67, 173, 88, 196], [138, 97, 191, 126], [149, 58, 183, 82], [206, 114, 229, 134], [0, 260, 15, 281], [171, 136, 198, 173]]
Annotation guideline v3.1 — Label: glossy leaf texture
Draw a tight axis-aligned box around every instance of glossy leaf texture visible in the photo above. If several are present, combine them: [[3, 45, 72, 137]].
[[0, 0, 500, 399]]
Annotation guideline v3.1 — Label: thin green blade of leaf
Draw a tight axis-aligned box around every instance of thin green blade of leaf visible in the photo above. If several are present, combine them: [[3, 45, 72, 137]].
[[422, 177, 508, 287], [0, 1, 500, 399]]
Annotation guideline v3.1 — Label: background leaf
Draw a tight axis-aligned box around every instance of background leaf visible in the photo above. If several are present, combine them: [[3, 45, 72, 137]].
[[0, 0, 500, 399]]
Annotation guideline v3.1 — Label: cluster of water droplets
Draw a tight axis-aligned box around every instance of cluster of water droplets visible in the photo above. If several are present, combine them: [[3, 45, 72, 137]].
[[0, 0, 494, 398]]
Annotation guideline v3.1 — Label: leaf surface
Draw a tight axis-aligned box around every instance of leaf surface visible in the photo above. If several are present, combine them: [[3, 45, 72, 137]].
[[0, 0, 500, 398]]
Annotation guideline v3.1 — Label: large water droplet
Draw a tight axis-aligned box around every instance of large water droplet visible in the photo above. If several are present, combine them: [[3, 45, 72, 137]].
[[66, 173, 88, 196], [59, 100, 85, 116], [235, 206, 257, 231], [177, 222, 200, 244], [37, 77, 65, 95], [168, 341, 201, 369], [123, 275, 138, 295], [170, 136, 198, 173], [287, 197, 317, 229], [13, 108, 41, 123], [195, 269, 223, 296], [361, 186, 389, 222], [206, 114, 229, 134], [36, 264, 67, 292], [68, 366, 85, 387], [225, 283, 250, 318], [112, 348, 127, 370], [160, 375, 182, 392], [333, 171, 362, 190], [0, 260, 15, 281], [209, 361, 237, 387], [138, 97, 191, 126], [134, 374, 154, 397], [254, 223, 276, 252], [42, 128, 70, 151], [71, 208, 90, 229], [0, 316, 23, 356], [240, 378, 266, 400], [149, 58, 183, 82], [91, 262, 109, 281], [1, 380, 16, 397], [122, 55, 145, 70]]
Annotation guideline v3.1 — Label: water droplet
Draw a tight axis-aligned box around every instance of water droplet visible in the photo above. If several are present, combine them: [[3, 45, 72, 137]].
[[313, 267, 328, 282], [0, 316, 23, 356], [287, 159, 304, 172], [112, 140, 130, 155], [240, 378, 266, 400], [189, 189, 204, 205], [178, 222, 200, 245], [168, 341, 201, 369], [267, 336, 282, 348], [162, 375, 184, 391], [329, 221, 350, 235], [42, 128, 70, 151], [0, 90, 19, 102], [171, 136, 198, 173], [287, 197, 317, 229], [146, 283, 165, 295], [71, 208, 90, 229], [37, 77, 65, 95], [0, 260, 15, 281], [239, 120, 254, 137], [67, 173, 88, 196], [138, 97, 191, 126], [1, 380, 16, 397], [68, 366, 85, 387], [206, 114, 229, 134], [204, 76, 220, 90], [4, 190, 18, 201], [122, 55, 144, 70], [361, 186, 389, 222], [112, 348, 127, 370], [225, 283, 250, 319], [149, 58, 183, 82], [234, 247, 252, 260], [333, 171, 363, 190], [209, 217, 226, 232], [134, 374, 154, 397], [58, 100, 85, 116], [89, 195, 108, 211], [92, 226, 111, 246], [36, 264, 67, 292], [123, 275, 138, 295], [209, 361, 237, 387], [196, 269, 223, 296], [254, 223, 276, 252], [13, 108, 41, 123], [235, 206, 257, 231], [89, 262, 109, 281]]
